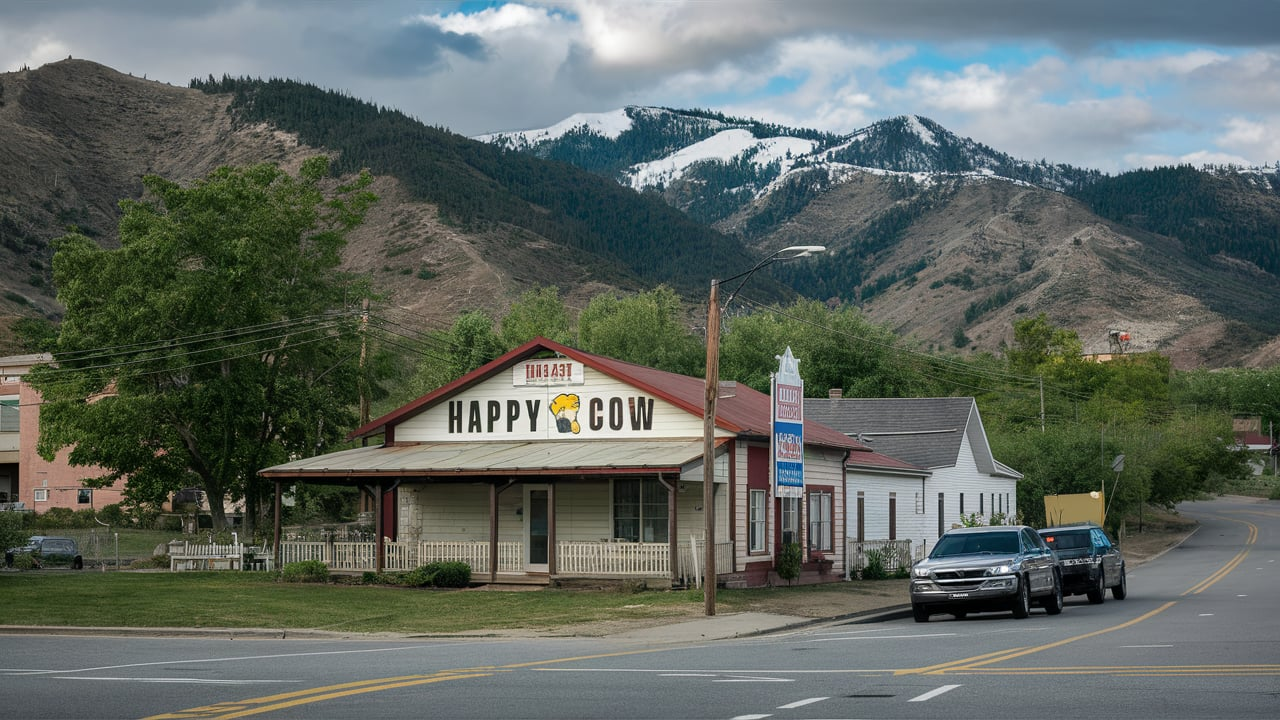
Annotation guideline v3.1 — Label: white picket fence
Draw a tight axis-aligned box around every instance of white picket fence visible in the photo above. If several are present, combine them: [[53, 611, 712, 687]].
[[168, 540, 259, 571], [557, 541, 669, 575], [846, 538, 918, 578], [274, 539, 732, 582]]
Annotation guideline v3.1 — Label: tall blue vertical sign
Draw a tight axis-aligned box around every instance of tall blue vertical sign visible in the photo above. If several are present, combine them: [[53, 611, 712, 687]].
[[772, 347, 805, 498]]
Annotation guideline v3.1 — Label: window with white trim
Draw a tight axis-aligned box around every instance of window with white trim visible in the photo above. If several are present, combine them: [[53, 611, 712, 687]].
[[33, 488, 48, 502], [807, 491, 833, 553], [780, 497, 800, 546], [0, 397, 18, 433], [613, 478, 668, 543], [748, 489, 766, 552]]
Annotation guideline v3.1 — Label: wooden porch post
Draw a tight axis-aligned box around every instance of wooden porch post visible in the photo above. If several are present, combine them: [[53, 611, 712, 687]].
[[488, 482, 499, 583], [272, 480, 282, 564], [547, 482, 557, 576], [658, 474, 678, 584], [374, 482, 384, 573]]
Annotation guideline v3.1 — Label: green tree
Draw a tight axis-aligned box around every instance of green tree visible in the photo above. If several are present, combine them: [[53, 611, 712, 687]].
[[576, 286, 704, 375], [499, 286, 573, 347], [719, 300, 922, 397], [29, 158, 377, 532], [1007, 313, 1083, 374], [410, 311, 505, 395]]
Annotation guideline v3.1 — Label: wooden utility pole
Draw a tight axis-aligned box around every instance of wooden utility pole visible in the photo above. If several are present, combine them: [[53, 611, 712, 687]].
[[702, 279, 720, 616]]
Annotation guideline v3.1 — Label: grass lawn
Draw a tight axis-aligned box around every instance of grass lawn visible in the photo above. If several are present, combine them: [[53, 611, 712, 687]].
[[0, 570, 906, 634], [0, 571, 719, 633]]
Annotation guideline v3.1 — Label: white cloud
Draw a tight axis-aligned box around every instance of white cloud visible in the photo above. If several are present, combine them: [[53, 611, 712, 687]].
[[908, 64, 1010, 112], [2, 0, 1279, 168], [1217, 117, 1280, 164]]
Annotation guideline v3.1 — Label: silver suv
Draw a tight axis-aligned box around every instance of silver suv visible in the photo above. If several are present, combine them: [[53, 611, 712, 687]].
[[910, 525, 1063, 622]]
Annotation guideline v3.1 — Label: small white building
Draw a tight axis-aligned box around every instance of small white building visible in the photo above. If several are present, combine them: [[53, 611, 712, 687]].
[[806, 396, 1022, 555]]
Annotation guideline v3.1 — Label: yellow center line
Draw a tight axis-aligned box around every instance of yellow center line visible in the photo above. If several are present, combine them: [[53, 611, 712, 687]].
[[935, 602, 1177, 674], [145, 646, 669, 719], [894, 646, 1031, 676], [898, 512, 1261, 677], [1183, 517, 1255, 595]]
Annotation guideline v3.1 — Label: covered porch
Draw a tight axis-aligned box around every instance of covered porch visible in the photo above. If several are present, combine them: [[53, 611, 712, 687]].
[[277, 537, 735, 585], [261, 438, 734, 586]]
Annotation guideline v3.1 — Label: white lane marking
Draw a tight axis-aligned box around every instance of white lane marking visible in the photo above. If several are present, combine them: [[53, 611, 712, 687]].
[[7, 645, 433, 676], [54, 677, 295, 684], [731, 715, 772, 720], [814, 633, 956, 642], [715, 675, 793, 683], [777, 697, 828, 709], [909, 684, 962, 702], [1199, 613, 1214, 616]]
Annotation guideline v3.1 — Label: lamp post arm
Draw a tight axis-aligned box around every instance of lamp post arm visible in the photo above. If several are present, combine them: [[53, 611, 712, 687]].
[[720, 245, 826, 309]]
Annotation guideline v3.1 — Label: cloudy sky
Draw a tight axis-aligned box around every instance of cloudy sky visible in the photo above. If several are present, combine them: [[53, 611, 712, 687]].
[[3, 0, 1278, 173]]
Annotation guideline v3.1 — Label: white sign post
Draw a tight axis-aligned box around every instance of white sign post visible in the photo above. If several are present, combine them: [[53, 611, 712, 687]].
[[772, 347, 804, 498]]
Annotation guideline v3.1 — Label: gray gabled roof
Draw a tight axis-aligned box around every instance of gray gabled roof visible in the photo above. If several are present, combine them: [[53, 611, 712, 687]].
[[804, 397, 1019, 479]]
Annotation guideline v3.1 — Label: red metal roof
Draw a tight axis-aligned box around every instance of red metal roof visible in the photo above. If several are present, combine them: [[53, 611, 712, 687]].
[[348, 336, 867, 453]]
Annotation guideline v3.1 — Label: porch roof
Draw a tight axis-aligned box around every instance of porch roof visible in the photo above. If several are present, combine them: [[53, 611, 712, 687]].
[[260, 438, 720, 479]]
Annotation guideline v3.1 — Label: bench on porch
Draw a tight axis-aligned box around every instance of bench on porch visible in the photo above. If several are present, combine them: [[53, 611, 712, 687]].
[[168, 541, 274, 571]]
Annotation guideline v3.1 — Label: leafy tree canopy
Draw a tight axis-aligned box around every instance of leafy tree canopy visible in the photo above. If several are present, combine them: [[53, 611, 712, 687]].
[[576, 286, 704, 376], [28, 158, 378, 531]]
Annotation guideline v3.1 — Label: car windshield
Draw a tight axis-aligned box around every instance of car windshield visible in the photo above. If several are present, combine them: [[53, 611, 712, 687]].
[[931, 531, 1020, 557]]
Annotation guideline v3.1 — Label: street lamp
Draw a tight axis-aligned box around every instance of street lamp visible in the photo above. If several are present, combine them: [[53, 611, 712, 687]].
[[703, 245, 825, 615]]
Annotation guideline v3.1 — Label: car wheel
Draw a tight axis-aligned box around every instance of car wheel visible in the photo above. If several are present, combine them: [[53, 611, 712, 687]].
[[1011, 577, 1031, 619], [951, 612, 967, 620], [912, 603, 930, 623], [1044, 572, 1064, 615], [1111, 567, 1128, 600], [1087, 570, 1106, 604], [73, 557, 83, 570]]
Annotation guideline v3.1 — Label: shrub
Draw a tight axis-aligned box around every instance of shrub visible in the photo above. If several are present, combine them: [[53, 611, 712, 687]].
[[776, 542, 803, 585], [420, 561, 471, 588], [96, 504, 128, 527], [10, 552, 37, 570], [280, 560, 329, 583], [402, 565, 436, 587], [129, 555, 171, 570], [860, 548, 889, 580]]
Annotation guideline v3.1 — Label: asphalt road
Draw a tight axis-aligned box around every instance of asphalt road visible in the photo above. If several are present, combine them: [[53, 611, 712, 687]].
[[2, 495, 1276, 720]]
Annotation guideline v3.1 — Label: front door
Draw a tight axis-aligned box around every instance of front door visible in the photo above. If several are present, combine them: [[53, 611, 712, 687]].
[[525, 485, 549, 572]]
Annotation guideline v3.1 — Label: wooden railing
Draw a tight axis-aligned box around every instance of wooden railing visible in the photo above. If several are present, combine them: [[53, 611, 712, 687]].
[[675, 540, 734, 586], [169, 540, 245, 571], [846, 538, 916, 577], [557, 541, 669, 575], [276, 539, 734, 580], [279, 540, 524, 573]]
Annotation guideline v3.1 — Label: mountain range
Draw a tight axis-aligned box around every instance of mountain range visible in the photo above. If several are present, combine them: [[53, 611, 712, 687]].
[[2, 59, 1278, 369]]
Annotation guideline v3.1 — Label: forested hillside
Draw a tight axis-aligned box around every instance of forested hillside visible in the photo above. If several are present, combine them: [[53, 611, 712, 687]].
[[188, 76, 771, 299], [1068, 165, 1280, 279]]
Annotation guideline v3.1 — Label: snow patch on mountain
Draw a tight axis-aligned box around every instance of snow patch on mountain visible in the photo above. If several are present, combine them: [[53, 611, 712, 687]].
[[475, 108, 632, 144], [624, 129, 817, 190], [906, 115, 937, 146]]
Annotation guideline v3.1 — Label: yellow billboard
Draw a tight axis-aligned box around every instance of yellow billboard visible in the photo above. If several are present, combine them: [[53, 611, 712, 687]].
[[1044, 492, 1104, 527]]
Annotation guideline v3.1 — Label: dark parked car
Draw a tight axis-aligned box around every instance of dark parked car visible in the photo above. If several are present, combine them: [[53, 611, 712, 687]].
[[1038, 523, 1127, 603], [5, 535, 84, 569], [910, 525, 1063, 622]]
